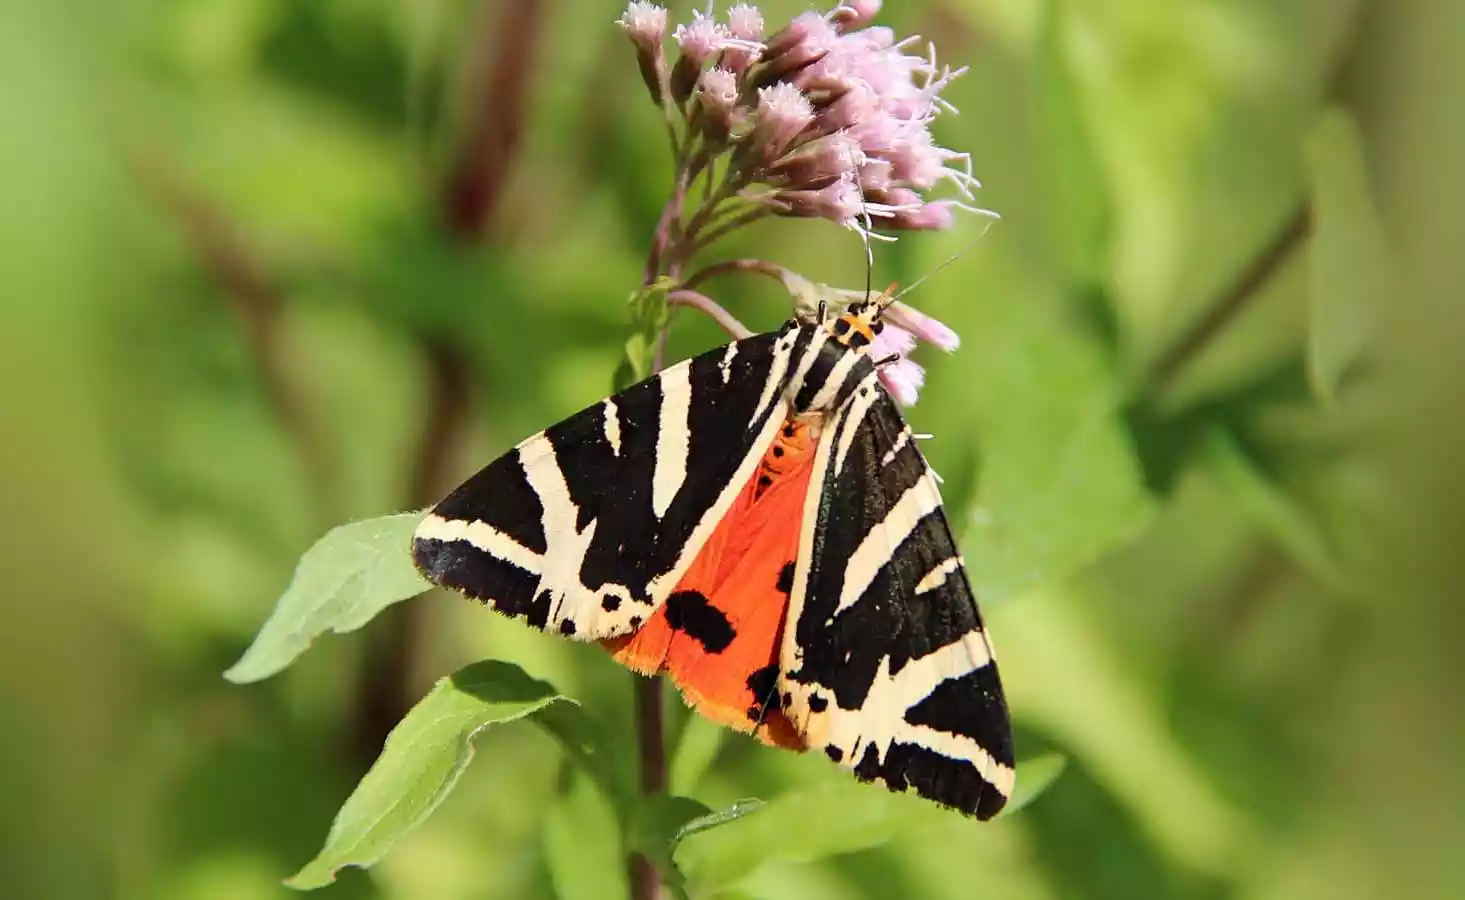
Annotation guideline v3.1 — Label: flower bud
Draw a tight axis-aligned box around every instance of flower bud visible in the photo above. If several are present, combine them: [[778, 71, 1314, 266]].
[[767, 172, 863, 223], [671, 12, 729, 104], [693, 67, 740, 144], [753, 12, 838, 85], [765, 132, 865, 189], [617, 2, 669, 105], [749, 82, 815, 163]]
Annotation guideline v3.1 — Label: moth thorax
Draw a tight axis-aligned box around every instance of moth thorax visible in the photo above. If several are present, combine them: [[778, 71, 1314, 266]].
[[829, 312, 884, 349], [789, 336, 878, 416]]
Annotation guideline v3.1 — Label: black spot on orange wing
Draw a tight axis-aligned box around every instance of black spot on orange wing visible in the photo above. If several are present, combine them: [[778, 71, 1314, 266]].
[[744, 664, 783, 723], [664, 590, 736, 653], [776, 561, 796, 595]]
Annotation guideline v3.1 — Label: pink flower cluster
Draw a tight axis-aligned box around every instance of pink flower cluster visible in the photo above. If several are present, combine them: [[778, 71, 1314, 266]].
[[618, 1, 981, 404], [616, 1, 989, 236]]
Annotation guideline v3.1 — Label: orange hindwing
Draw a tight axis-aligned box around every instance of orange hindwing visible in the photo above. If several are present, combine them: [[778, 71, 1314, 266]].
[[606, 418, 819, 749]]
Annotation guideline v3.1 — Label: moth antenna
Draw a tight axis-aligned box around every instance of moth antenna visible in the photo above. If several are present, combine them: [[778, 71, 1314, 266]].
[[893, 217, 997, 302], [848, 143, 876, 307], [877, 280, 899, 310], [750, 676, 782, 738], [874, 353, 901, 368]]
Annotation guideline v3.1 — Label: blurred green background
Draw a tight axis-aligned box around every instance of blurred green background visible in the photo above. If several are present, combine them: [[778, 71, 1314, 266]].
[[4, 0, 1463, 898]]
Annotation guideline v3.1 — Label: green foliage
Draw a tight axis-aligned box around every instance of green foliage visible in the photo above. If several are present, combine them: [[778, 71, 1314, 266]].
[[1001, 753, 1070, 818], [225, 512, 431, 684], [8, 1, 1461, 900], [616, 279, 674, 390], [1304, 109, 1394, 402], [949, 278, 1156, 604], [669, 715, 728, 795], [287, 661, 575, 889]]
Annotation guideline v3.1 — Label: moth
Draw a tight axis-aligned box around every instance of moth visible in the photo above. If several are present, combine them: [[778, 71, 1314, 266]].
[[411, 293, 1015, 819]]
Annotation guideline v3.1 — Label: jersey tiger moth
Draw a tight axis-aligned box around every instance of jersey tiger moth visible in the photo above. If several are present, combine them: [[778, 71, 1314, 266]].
[[411, 294, 1015, 819]]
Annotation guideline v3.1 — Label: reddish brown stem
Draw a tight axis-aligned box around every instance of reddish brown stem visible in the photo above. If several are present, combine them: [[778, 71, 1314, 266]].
[[680, 257, 793, 293], [631, 677, 667, 900], [441, 2, 544, 235]]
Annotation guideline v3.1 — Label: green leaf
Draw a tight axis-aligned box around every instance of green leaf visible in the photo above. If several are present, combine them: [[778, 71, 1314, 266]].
[[998, 754, 1069, 818], [677, 782, 920, 892], [670, 798, 765, 851], [940, 274, 1155, 604], [617, 281, 673, 390], [225, 511, 431, 683], [630, 795, 764, 900], [631, 793, 712, 896], [1304, 109, 1394, 402], [286, 661, 569, 889]]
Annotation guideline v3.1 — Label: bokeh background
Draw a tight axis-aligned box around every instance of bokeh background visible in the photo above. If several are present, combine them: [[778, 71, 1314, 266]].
[[4, 1, 1463, 898]]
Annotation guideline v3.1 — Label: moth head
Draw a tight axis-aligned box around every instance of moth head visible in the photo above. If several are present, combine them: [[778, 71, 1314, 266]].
[[828, 282, 897, 350]]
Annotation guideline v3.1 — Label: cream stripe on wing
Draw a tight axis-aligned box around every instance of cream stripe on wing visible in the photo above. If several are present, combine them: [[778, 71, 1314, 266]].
[[820, 637, 1012, 797], [415, 512, 544, 575], [804, 343, 862, 412], [833, 373, 880, 476], [784, 328, 830, 408], [645, 404, 787, 601], [880, 426, 912, 467], [915, 556, 963, 594], [718, 341, 738, 384], [752, 333, 798, 426], [833, 472, 942, 617], [651, 363, 692, 519], [603, 399, 621, 456]]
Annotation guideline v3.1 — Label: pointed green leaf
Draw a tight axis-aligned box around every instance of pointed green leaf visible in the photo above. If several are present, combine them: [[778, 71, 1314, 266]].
[[629, 795, 764, 900], [677, 782, 921, 892], [998, 754, 1069, 818], [286, 661, 571, 889], [1304, 109, 1394, 401], [631, 793, 713, 896], [225, 511, 431, 683], [670, 798, 765, 851]]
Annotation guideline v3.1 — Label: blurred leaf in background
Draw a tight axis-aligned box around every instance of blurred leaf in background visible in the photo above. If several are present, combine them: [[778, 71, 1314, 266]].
[[2, 1, 1464, 899]]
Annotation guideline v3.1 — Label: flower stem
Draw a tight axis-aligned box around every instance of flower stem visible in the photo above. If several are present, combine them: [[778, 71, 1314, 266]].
[[630, 676, 667, 900], [668, 289, 755, 339], [681, 258, 793, 292]]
